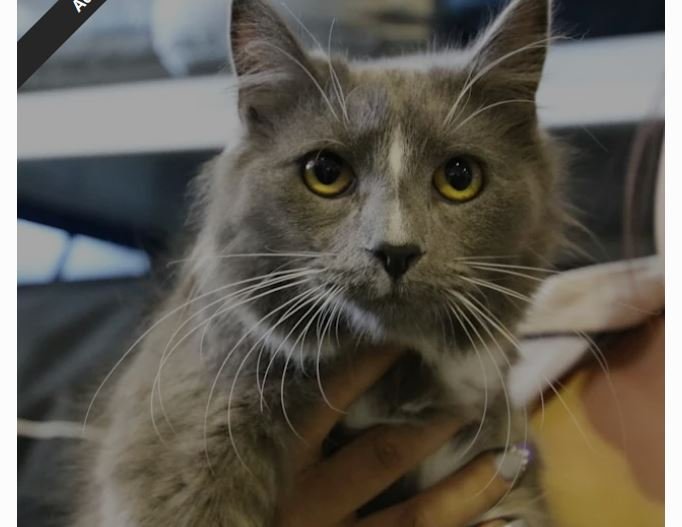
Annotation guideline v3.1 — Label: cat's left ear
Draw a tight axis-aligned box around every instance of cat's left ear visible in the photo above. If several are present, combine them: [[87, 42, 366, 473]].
[[467, 0, 551, 98], [228, 0, 317, 128]]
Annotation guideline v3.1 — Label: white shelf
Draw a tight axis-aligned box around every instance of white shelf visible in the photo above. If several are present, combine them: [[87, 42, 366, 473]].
[[18, 33, 663, 160]]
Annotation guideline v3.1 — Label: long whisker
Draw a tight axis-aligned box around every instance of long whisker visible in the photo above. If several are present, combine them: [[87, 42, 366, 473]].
[[259, 281, 328, 398], [461, 261, 558, 273], [255, 41, 341, 122], [460, 275, 532, 303], [205, 280, 326, 473], [216, 251, 335, 259], [275, 3, 349, 124], [464, 297, 531, 502], [450, 292, 512, 494], [153, 273, 317, 443], [453, 99, 535, 131], [461, 292, 599, 453], [315, 285, 347, 412], [256, 283, 331, 409], [166, 250, 331, 268], [450, 255, 516, 262], [444, 36, 562, 126], [455, 293, 534, 500], [154, 268, 320, 393], [465, 263, 557, 283], [443, 298, 490, 461], [278, 289, 335, 442], [82, 267, 317, 433], [250, 283, 330, 412], [466, 277, 625, 446], [225, 286, 329, 474], [460, 279, 551, 427], [542, 375, 598, 452], [326, 18, 349, 124], [299, 282, 338, 372], [152, 269, 322, 436]]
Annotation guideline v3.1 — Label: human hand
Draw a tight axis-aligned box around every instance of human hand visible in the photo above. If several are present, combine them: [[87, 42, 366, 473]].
[[275, 347, 530, 527]]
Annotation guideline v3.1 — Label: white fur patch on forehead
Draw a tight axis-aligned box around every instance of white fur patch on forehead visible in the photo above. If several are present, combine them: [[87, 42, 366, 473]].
[[379, 127, 411, 246], [388, 126, 406, 184]]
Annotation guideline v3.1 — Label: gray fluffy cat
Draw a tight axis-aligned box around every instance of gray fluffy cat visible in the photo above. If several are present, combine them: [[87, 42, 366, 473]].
[[76, 0, 566, 524]]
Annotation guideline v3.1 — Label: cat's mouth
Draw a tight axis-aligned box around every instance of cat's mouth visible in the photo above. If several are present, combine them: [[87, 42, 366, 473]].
[[343, 276, 437, 302], [338, 280, 447, 331], [343, 280, 412, 306]]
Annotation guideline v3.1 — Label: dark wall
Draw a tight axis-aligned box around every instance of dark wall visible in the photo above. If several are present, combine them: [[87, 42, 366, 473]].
[[434, 0, 664, 44]]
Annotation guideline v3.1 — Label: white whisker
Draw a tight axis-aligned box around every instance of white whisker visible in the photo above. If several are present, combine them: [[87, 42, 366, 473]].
[[152, 269, 322, 439], [444, 298, 489, 461], [278, 289, 334, 442], [450, 292, 512, 494], [444, 36, 559, 126], [256, 41, 341, 122], [460, 275, 532, 304], [453, 99, 535, 131], [205, 280, 326, 473], [315, 285, 347, 412], [82, 267, 318, 434], [256, 283, 331, 409]]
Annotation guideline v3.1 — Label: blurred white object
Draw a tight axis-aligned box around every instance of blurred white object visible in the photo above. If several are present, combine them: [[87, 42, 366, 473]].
[[17, 220, 68, 284], [151, 0, 228, 76], [61, 235, 150, 281], [510, 255, 664, 407], [18, 220, 151, 284]]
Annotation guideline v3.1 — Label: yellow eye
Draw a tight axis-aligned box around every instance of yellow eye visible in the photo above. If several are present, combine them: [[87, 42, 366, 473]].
[[301, 151, 354, 198], [433, 156, 484, 202]]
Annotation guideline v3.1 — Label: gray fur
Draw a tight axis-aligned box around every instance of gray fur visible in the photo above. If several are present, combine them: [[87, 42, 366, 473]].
[[76, 0, 565, 524]]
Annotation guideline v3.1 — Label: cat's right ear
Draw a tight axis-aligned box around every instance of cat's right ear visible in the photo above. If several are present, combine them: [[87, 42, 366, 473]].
[[466, 0, 551, 99], [228, 0, 314, 129]]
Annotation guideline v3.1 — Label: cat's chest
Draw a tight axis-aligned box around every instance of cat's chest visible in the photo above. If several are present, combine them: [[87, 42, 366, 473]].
[[328, 347, 509, 514], [342, 346, 505, 430]]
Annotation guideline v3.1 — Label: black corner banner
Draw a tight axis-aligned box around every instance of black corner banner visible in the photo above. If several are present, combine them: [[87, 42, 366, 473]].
[[18, 0, 110, 89]]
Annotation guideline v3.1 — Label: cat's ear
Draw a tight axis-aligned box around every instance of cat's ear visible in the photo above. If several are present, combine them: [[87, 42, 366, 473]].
[[228, 0, 316, 128], [467, 0, 551, 98]]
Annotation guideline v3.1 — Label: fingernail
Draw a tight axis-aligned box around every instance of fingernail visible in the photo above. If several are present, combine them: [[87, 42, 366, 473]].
[[505, 520, 529, 527], [494, 443, 533, 481]]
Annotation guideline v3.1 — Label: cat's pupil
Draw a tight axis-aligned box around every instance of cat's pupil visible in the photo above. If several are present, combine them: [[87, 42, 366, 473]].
[[313, 154, 342, 185], [445, 158, 473, 190]]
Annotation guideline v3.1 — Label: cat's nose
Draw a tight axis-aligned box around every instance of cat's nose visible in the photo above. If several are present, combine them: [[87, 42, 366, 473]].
[[370, 243, 423, 281]]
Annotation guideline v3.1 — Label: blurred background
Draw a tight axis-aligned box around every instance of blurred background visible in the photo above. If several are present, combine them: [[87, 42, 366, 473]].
[[17, 0, 664, 525]]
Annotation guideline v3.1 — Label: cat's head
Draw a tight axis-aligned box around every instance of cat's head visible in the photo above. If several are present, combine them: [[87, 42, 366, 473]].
[[193, 0, 565, 359]]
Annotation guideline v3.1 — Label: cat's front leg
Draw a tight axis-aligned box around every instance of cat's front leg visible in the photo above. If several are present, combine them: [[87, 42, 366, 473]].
[[85, 385, 285, 527]]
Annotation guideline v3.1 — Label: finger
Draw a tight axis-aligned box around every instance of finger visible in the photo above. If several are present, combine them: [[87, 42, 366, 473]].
[[477, 521, 508, 527], [295, 416, 461, 523], [356, 446, 531, 527], [296, 346, 401, 447]]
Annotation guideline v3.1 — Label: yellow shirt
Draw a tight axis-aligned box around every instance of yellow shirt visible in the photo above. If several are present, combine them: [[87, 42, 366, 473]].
[[531, 372, 663, 526]]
